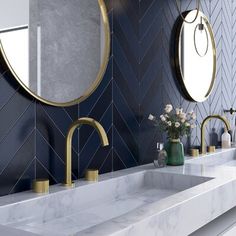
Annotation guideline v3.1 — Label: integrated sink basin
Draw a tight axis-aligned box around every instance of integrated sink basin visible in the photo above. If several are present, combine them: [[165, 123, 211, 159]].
[[0, 169, 211, 236]]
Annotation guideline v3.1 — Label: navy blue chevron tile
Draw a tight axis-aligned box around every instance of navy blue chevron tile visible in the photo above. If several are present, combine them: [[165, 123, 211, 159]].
[[139, 32, 162, 80], [78, 102, 112, 154], [36, 103, 78, 151], [36, 129, 73, 184], [139, 0, 163, 38], [0, 131, 35, 196], [113, 149, 126, 172], [0, 103, 35, 173], [113, 38, 139, 99], [0, 72, 20, 109], [140, 0, 155, 19], [113, 4, 139, 62], [64, 105, 78, 122], [79, 58, 112, 116], [36, 103, 79, 178], [113, 125, 138, 171], [41, 104, 78, 136], [113, 16, 139, 78], [79, 111, 112, 177], [114, 0, 139, 39], [113, 72, 139, 126], [0, 88, 34, 142], [113, 106, 139, 162], [10, 159, 35, 194], [36, 159, 57, 185], [79, 127, 112, 177], [79, 81, 112, 150], [86, 128, 112, 175], [139, 73, 163, 119], [99, 148, 113, 174], [113, 81, 139, 136], [139, 12, 162, 58], [113, 60, 139, 108], [139, 47, 162, 90]]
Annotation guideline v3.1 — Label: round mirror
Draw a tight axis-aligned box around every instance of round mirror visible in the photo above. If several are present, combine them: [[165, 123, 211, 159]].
[[175, 10, 216, 102], [0, 0, 110, 106]]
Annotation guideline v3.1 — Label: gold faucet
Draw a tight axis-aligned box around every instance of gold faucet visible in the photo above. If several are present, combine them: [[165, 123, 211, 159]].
[[201, 115, 230, 154], [63, 117, 109, 187]]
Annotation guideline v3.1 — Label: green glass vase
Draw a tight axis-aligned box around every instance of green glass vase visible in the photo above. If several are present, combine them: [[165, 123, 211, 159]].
[[165, 139, 184, 166]]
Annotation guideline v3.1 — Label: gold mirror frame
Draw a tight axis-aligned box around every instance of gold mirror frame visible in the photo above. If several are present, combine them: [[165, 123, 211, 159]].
[[174, 10, 216, 102], [0, 0, 110, 107]]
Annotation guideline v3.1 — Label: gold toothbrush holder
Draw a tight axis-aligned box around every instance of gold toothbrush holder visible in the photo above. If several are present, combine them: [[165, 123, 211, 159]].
[[85, 169, 99, 182], [33, 179, 49, 194]]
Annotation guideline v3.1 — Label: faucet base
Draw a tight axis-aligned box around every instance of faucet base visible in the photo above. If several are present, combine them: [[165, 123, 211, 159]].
[[61, 182, 75, 188]]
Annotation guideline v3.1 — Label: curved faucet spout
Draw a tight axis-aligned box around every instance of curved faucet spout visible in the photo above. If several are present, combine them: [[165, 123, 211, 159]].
[[201, 115, 230, 154], [64, 117, 109, 187]]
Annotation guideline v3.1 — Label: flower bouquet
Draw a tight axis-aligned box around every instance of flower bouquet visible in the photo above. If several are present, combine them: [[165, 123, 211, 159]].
[[149, 104, 196, 165]]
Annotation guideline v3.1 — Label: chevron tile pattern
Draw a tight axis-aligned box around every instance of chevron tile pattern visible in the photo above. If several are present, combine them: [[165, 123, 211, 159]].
[[0, 0, 235, 196]]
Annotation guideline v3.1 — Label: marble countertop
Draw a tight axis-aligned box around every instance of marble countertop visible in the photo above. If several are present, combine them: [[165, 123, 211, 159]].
[[1, 148, 236, 236]]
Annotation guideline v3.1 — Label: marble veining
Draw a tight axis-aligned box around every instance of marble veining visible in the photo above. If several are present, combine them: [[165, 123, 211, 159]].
[[1, 171, 209, 235], [8, 188, 178, 236], [0, 148, 236, 235]]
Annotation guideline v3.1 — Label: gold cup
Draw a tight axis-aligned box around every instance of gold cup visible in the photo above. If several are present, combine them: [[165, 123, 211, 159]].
[[85, 169, 99, 181], [32, 179, 49, 194], [190, 149, 199, 157]]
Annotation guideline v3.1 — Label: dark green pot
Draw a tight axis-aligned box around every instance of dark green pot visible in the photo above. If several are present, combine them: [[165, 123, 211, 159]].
[[165, 139, 184, 166]]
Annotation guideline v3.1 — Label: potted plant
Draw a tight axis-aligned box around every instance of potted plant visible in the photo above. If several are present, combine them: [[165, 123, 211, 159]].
[[148, 104, 196, 165]]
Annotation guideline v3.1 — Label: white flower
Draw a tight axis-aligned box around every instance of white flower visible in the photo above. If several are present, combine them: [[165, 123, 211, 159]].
[[191, 124, 196, 129], [175, 122, 180, 128], [191, 113, 196, 120], [185, 122, 190, 127], [181, 118, 186, 123], [167, 121, 172, 126], [164, 104, 173, 113], [176, 108, 183, 115], [164, 114, 169, 118], [148, 114, 155, 121], [179, 112, 186, 120], [160, 115, 166, 122], [188, 110, 194, 115]]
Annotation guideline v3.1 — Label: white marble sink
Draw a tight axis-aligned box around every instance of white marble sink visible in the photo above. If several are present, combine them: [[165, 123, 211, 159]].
[[2, 149, 236, 236], [0, 170, 211, 236]]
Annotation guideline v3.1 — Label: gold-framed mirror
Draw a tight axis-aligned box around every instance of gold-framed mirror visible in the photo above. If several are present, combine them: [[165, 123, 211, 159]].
[[0, 0, 110, 107], [175, 10, 216, 102]]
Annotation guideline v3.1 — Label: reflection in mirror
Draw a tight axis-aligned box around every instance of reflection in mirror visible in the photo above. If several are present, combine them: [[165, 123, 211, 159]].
[[1, 27, 29, 85], [175, 10, 216, 102], [0, 0, 29, 86], [0, 0, 110, 106]]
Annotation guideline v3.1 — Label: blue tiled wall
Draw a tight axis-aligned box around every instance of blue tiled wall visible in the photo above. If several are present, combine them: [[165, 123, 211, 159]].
[[0, 0, 235, 196]]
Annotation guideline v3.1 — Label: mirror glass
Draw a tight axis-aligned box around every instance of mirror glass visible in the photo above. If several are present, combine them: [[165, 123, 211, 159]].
[[175, 10, 216, 102], [0, 0, 110, 106]]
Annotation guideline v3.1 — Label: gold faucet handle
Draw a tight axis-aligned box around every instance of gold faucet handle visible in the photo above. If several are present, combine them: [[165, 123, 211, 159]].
[[190, 149, 199, 157], [33, 179, 49, 194], [208, 146, 216, 153], [85, 169, 99, 181]]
